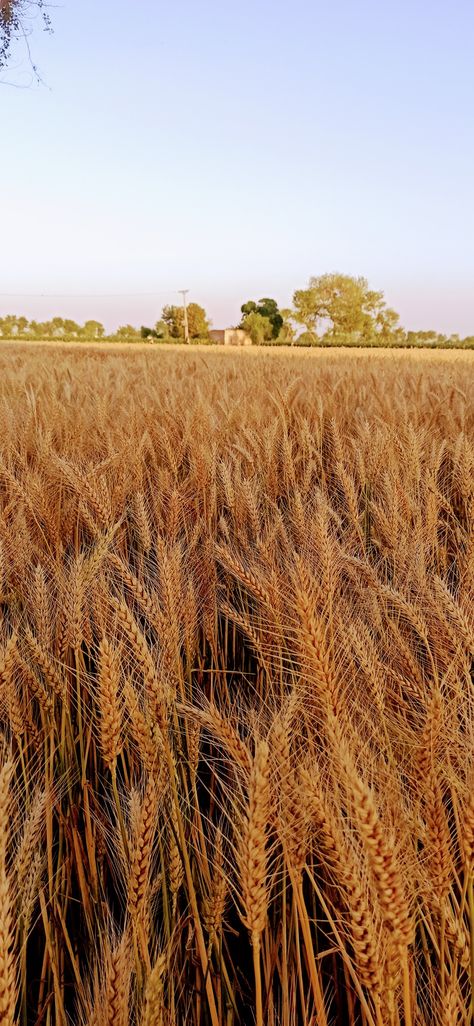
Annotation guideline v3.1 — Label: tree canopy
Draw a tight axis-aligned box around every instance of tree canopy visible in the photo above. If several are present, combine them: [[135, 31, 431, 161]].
[[161, 302, 210, 341], [240, 297, 283, 340], [0, 315, 104, 339], [293, 273, 401, 342]]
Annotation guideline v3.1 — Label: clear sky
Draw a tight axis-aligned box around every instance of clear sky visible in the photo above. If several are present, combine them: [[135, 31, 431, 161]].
[[1, 0, 473, 333]]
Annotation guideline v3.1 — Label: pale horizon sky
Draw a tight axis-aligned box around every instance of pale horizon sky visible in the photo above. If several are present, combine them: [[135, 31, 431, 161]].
[[1, 0, 474, 334]]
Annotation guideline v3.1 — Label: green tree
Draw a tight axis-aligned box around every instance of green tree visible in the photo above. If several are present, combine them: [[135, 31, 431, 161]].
[[295, 330, 318, 347], [161, 303, 210, 341], [115, 325, 140, 339], [49, 317, 66, 336], [30, 320, 55, 338], [0, 315, 20, 337], [7, 315, 30, 336], [406, 330, 442, 347], [240, 311, 274, 345], [154, 320, 170, 340], [240, 297, 283, 339], [293, 273, 400, 342], [83, 320, 105, 339], [63, 319, 80, 336], [278, 309, 297, 345], [28, 319, 43, 338], [39, 320, 53, 337]]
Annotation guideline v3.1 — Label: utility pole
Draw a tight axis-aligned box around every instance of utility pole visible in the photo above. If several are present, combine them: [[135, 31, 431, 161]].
[[178, 289, 190, 344]]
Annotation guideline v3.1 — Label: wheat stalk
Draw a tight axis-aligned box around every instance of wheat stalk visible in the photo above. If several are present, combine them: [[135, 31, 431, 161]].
[[0, 761, 16, 1026]]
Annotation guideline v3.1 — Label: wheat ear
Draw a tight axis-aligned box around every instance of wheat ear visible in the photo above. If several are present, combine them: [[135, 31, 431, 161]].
[[97, 638, 122, 771]]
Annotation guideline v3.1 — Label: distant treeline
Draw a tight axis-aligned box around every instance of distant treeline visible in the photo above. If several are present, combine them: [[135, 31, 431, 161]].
[[1, 275, 473, 348]]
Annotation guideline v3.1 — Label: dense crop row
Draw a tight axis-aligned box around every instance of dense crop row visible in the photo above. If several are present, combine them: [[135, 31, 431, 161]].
[[0, 344, 473, 1025]]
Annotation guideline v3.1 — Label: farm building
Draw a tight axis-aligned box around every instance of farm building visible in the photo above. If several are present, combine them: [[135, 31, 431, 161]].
[[210, 328, 252, 346]]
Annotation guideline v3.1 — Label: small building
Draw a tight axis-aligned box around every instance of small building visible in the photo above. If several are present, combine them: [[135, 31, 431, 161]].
[[210, 328, 252, 346]]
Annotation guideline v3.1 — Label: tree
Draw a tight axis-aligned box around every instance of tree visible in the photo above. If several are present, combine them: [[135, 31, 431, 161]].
[[161, 303, 210, 341], [63, 319, 80, 336], [115, 325, 140, 339], [293, 273, 400, 342], [240, 311, 274, 345], [28, 319, 41, 338], [154, 320, 170, 340], [0, 311, 26, 336], [295, 330, 318, 347], [16, 315, 28, 335], [374, 305, 402, 343], [240, 297, 283, 339], [278, 309, 297, 345], [1, 1, 52, 73], [406, 330, 442, 347], [50, 316, 66, 336], [83, 320, 105, 339]]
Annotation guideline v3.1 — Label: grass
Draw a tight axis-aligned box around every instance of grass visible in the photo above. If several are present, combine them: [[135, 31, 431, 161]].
[[0, 341, 473, 1025]]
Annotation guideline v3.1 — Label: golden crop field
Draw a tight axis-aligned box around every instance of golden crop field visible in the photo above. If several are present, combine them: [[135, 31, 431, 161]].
[[0, 342, 473, 1026]]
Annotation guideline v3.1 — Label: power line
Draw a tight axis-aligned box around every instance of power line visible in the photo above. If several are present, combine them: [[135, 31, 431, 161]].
[[0, 291, 173, 299]]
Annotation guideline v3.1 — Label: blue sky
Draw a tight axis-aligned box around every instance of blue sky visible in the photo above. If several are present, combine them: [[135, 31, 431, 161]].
[[1, 0, 473, 333]]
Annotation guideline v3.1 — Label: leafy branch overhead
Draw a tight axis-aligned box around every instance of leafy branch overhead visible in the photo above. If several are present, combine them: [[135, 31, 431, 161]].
[[0, 0, 52, 72]]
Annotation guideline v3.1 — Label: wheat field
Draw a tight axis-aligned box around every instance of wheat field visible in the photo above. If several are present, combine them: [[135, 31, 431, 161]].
[[0, 342, 473, 1026]]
